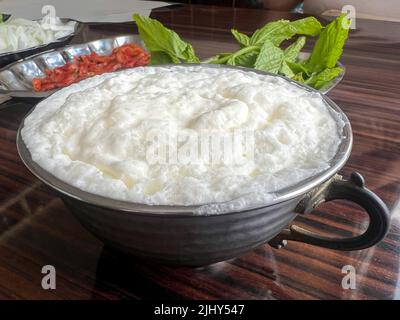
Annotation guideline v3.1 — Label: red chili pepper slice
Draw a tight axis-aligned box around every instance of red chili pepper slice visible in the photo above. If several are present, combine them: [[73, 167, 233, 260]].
[[32, 44, 150, 92]]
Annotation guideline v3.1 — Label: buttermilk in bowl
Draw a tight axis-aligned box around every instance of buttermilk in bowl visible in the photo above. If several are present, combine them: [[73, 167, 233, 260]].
[[21, 65, 344, 206]]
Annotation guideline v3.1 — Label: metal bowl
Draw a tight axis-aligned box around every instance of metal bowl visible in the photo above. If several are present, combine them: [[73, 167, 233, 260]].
[[0, 18, 82, 69], [0, 34, 142, 98], [16, 64, 389, 266]]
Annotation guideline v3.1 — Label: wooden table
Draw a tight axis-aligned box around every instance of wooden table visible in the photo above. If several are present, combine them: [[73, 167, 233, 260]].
[[0, 4, 399, 300]]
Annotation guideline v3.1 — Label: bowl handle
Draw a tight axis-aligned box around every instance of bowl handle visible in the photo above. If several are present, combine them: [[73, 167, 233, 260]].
[[269, 172, 390, 250]]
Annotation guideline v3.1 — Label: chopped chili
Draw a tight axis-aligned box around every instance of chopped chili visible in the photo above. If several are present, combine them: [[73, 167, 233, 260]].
[[32, 44, 150, 92]]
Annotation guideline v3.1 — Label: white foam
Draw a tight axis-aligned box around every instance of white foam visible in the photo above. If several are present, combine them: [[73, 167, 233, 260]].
[[22, 65, 344, 208]]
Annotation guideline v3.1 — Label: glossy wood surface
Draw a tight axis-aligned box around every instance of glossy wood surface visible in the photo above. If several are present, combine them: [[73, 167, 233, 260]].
[[0, 5, 399, 300]]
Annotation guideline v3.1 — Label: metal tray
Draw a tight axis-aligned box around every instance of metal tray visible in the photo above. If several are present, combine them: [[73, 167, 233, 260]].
[[0, 35, 142, 98], [0, 18, 82, 69]]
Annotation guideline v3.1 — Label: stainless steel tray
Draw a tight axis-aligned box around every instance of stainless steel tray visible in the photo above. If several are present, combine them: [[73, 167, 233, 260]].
[[0, 18, 82, 69], [0, 35, 142, 98]]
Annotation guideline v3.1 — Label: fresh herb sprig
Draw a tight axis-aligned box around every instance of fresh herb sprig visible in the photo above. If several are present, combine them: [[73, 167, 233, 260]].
[[133, 13, 350, 90], [133, 14, 199, 64]]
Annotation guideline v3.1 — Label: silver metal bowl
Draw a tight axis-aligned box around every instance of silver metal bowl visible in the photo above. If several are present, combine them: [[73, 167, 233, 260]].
[[0, 34, 141, 98], [0, 18, 82, 69], [16, 64, 389, 266]]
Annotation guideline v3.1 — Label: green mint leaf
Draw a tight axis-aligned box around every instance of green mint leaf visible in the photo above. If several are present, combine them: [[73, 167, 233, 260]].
[[182, 43, 199, 62], [225, 45, 260, 67], [254, 40, 284, 73], [284, 36, 306, 62], [292, 72, 305, 83], [203, 53, 232, 64], [133, 13, 200, 64], [231, 29, 250, 47], [305, 13, 350, 73], [250, 17, 322, 46], [279, 37, 307, 77], [285, 60, 311, 76], [280, 61, 295, 78], [149, 51, 177, 64], [305, 67, 343, 89], [250, 20, 290, 46], [289, 17, 322, 37], [231, 51, 258, 67]]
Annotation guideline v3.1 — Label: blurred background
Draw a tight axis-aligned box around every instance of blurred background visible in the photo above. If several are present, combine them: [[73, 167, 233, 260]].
[[157, 0, 400, 22]]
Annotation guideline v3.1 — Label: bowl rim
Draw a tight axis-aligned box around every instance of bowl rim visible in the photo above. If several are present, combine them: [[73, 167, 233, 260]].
[[16, 64, 353, 216]]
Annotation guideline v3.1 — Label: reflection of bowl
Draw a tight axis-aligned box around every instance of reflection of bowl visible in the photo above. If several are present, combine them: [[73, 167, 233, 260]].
[[0, 34, 141, 98], [16, 65, 389, 267], [0, 18, 82, 69]]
